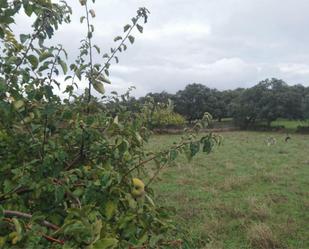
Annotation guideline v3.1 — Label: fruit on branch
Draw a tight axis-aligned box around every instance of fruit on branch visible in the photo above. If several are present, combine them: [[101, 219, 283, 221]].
[[131, 178, 145, 198]]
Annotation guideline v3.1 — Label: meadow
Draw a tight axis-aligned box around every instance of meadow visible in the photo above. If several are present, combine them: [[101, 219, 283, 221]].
[[270, 119, 309, 131], [148, 131, 309, 249]]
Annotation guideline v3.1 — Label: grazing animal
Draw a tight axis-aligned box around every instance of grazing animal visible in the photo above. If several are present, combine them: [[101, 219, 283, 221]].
[[265, 137, 276, 146], [285, 134, 291, 142]]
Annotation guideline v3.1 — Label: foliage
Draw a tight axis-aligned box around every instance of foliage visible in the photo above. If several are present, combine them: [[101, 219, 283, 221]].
[[146, 99, 185, 129], [152, 108, 185, 128], [137, 80, 309, 127], [0, 0, 219, 248], [173, 84, 216, 122], [231, 78, 306, 128]]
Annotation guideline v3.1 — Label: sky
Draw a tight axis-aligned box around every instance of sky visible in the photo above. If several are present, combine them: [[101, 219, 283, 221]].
[[15, 0, 309, 96]]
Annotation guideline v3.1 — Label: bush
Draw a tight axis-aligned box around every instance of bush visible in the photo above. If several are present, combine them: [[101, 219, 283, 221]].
[[0, 1, 219, 248], [152, 109, 185, 128]]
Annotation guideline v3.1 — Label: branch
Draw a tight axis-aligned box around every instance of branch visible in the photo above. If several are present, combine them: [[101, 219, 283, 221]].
[[0, 187, 32, 202], [3, 210, 60, 231], [96, 15, 142, 79], [145, 162, 167, 187], [42, 234, 65, 245], [64, 153, 81, 170], [85, 3, 94, 107], [123, 142, 186, 178], [42, 47, 62, 160], [13, 25, 43, 73], [15, 110, 43, 160], [3, 217, 64, 245]]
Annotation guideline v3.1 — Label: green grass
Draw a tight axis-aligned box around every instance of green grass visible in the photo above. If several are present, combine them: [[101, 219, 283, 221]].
[[271, 119, 309, 130], [147, 132, 309, 249]]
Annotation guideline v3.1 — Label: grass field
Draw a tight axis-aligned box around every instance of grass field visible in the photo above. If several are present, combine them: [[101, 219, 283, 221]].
[[147, 132, 309, 249], [271, 119, 309, 130]]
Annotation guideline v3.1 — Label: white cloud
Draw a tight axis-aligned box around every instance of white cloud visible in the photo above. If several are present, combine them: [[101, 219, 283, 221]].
[[279, 64, 309, 75], [144, 22, 211, 40]]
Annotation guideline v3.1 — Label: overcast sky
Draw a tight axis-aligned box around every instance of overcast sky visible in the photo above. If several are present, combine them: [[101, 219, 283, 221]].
[[16, 0, 309, 96]]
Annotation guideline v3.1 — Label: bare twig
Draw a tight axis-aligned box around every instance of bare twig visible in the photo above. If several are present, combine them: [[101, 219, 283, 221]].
[[41, 234, 65, 245], [3, 210, 60, 230], [64, 153, 81, 170]]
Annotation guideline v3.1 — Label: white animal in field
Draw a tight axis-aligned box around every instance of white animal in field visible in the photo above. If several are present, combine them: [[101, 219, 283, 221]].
[[265, 136, 277, 146]]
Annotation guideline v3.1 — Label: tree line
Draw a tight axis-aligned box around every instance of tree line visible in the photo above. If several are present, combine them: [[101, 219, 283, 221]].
[[124, 78, 309, 128]]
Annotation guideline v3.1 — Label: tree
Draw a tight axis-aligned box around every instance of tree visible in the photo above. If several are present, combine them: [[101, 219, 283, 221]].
[[174, 83, 215, 121], [231, 78, 301, 128], [140, 91, 173, 105], [0, 1, 219, 248]]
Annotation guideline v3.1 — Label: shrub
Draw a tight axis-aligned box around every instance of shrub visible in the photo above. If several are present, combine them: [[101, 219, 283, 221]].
[[152, 108, 185, 129], [0, 1, 219, 248]]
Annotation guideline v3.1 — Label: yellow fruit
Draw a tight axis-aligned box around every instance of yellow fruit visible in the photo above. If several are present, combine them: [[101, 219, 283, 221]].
[[131, 178, 145, 198]]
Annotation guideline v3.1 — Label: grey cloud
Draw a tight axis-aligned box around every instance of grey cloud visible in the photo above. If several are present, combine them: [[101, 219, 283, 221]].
[[13, 0, 309, 96]]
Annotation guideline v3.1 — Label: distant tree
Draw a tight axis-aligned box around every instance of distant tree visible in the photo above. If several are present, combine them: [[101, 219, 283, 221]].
[[140, 91, 173, 104], [258, 79, 288, 126], [231, 78, 303, 128], [284, 84, 306, 120], [302, 91, 309, 119], [230, 85, 261, 129], [174, 83, 216, 121]]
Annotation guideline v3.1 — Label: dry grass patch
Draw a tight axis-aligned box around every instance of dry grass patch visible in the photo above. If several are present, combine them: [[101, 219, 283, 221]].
[[224, 161, 235, 171], [203, 240, 224, 249], [212, 201, 247, 219], [203, 218, 226, 238], [247, 223, 281, 249], [266, 193, 289, 204], [177, 178, 195, 185], [220, 175, 251, 191], [247, 197, 271, 221]]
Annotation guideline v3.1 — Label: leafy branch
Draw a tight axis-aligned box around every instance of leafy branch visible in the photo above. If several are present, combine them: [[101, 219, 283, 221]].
[[2, 210, 60, 230]]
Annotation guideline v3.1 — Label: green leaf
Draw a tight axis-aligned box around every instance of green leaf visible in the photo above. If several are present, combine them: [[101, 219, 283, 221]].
[[92, 238, 118, 249], [0, 78, 6, 93], [128, 35, 135, 44], [93, 81, 105, 94], [20, 34, 30, 43], [13, 100, 24, 110], [103, 53, 109, 59], [27, 55, 38, 69], [124, 24, 131, 32], [136, 24, 143, 33], [58, 59, 68, 74], [105, 201, 116, 220], [113, 36, 122, 42], [7, 56, 19, 65], [131, 17, 137, 25], [0, 27, 4, 39], [98, 74, 111, 84], [93, 45, 100, 54], [39, 51, 53, 62], [0, 206, 4, 219], [24, 4, 33, 16]]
